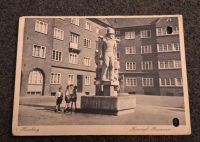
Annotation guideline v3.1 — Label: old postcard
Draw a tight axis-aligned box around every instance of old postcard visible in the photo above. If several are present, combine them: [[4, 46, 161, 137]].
[[12, 15, 191, 135]]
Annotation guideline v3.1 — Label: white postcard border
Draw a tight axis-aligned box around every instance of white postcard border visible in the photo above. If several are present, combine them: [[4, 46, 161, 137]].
[[12, 15, 191, 136]]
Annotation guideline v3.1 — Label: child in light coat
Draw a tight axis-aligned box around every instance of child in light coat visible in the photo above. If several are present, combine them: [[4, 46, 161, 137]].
[[55, 86, 63, 112], [64, 85, 71, 112]]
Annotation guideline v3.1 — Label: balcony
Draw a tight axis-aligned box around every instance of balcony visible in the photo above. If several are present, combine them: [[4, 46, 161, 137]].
[[69, 42, 81, 54]]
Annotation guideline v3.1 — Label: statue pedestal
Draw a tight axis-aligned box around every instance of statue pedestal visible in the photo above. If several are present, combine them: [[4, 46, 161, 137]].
[[81, 95, 136, 115], [102, 81, 119, 96], [81, 81, 136, 115]]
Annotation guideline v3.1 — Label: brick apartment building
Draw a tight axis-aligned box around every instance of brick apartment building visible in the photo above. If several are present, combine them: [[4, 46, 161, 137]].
[[112, 17, 183, 96], [20, 17, 183, 96], [20, 18, 109, 96]]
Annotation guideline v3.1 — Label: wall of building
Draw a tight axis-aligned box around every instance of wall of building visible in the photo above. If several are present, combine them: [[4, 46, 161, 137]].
[[156, 17, 182, 96], [117, 17, 183, 96], [20, 17, 183, 96], [21, 18, 54, 96], [117, 24, 160, 95], [50, 67, 96, 96], [20, 18, 107, 96]]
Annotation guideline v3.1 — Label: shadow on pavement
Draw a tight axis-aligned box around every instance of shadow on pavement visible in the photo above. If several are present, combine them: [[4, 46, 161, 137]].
[[20, 104, 55, 112]]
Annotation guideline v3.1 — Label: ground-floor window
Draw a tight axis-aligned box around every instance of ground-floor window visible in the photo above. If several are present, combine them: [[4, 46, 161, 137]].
[[126, 78, 137, 86], [50, 73, 61, 84], [27, 69, 44, 95], [175, 78, 183, 86], [84, 76, 91, 85], [159, 78, 182, 87], [142, 78, 154, 86], [27, 91, 42, 95], [68, 74, 75, 85], [28, 70, 43, 84]]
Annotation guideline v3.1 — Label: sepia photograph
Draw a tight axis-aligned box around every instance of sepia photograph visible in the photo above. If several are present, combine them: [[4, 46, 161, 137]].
[[12, 15, 191, 135]]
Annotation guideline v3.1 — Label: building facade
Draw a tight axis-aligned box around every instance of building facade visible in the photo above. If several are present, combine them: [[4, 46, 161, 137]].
[[20, 18, 108, 96], [114, 17, 183, 96], [20, 17, 183, 96]]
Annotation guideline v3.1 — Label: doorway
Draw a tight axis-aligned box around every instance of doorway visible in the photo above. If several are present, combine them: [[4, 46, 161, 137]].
[[77, 75, 83, 92], [27, 69, 44, 96]]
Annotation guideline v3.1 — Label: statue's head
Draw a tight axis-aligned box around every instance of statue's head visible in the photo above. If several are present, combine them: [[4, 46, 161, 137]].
[[107, 27, 115, 39]]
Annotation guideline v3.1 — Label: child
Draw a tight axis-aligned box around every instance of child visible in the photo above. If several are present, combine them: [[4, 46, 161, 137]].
[[64, 85, 71, 113], [71, 86, 77, 112], [55, 86, 63, 112]]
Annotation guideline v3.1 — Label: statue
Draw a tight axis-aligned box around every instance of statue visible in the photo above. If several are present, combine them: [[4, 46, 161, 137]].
[[95, 27, 120, 96], [81, 27, 136, 115], [101, 27, 118, 82]]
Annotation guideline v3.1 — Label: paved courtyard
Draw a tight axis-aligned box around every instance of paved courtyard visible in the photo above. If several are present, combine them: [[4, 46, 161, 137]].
[[18, 95, 186, 126]]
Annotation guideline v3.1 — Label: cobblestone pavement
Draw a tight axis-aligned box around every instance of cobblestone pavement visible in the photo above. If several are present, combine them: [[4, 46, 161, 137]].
[[18, 95, 185, 125]]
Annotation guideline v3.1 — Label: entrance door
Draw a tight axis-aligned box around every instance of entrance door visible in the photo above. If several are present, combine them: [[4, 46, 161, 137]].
[[77, 75, 83, 92], [27, 70, 44, 95]]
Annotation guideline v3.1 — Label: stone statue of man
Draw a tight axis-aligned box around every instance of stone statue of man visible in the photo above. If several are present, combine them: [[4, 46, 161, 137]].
[[101, 27, 117, 81]]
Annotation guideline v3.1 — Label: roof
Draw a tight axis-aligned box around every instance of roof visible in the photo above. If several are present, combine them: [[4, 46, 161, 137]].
[[107, 18, 159, 28], [97, 18, 112, 26], [89, 18, 112, 27]]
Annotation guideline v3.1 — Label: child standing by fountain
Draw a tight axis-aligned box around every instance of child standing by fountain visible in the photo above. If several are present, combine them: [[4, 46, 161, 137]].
[[64, 85, 71, 112], [55, 86, 63, 112]]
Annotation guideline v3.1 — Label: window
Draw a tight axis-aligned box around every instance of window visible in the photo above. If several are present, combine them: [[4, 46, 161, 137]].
[[156, 27, 167, 36], [28, 70, 43, 84], [156, 26, 179, 36], [70, 18, 79, 26], [126, 62, 136, 70], [84, 76, 91, 85], [158, 60, 181, 69], [68, 74, 74, 85], [84, 39, 91, 48], [32, 45, 46, 58], [126, 78, 137, 86], [125, 46, 136, 54], [85, 21, 92, 31], [52, 50, 62, 61], [166, 18, 173, 22], [173, 26, 179, 34], [174, 60, 181, 68], [157, 43, 180, 52], [83, 57, 91, 66], [159, 78, 182, 87], [96, 27, 100, 34], [160, 78, 175, 86], [69, 53, 78, 64], [141, 61, 153, 70], [70, 33, 79, 44], [50, 73, 61, 84], [53, 28, 64, 40], [140, 30, 151, 38], [142, 78, 154, 86], [35, 20, 48, 34], [167, 43, 173, 51], [176, 78, 183, 86], [125, 31, 135, 39], [141, 45, 152, 53], [173, 43, 180, 51]]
